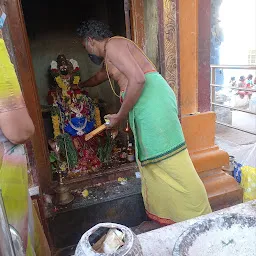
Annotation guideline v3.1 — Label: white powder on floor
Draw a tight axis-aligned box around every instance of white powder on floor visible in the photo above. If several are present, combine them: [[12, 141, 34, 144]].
[[188, 224, 256, 256]]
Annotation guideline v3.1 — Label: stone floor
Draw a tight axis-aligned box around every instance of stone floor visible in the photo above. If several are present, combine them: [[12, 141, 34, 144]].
[[132, 124, 256, 236], [216, 124, 256, 163], [138, 200, 256, 255], [131, 221, 162, 235]]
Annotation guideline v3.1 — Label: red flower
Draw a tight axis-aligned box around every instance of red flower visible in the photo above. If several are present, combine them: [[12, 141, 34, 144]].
[[73, 89, 81, 94]]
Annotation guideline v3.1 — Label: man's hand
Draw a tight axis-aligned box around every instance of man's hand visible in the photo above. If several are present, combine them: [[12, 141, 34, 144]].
[[105, 114, 122, 129]]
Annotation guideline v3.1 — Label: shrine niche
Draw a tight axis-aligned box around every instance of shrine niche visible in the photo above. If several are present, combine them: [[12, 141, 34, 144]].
[[12, 0, 139, 188], [46, 53, 135, 184], [48, 54, 101, 178]]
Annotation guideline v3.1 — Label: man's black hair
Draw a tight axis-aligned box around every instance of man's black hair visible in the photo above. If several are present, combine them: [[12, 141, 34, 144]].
[[77, 20, 113, 41]]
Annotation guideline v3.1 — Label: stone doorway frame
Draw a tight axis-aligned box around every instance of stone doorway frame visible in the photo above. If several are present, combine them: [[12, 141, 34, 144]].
[[4, 0, 146, 190]]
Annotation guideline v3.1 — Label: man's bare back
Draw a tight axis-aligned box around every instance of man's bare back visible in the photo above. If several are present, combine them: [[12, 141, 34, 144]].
[[79, 35, 156, 127], [105, 37, 156, 91]]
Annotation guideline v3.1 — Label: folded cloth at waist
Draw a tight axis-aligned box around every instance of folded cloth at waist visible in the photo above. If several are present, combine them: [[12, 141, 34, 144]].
[[125, 72, 186, 166]]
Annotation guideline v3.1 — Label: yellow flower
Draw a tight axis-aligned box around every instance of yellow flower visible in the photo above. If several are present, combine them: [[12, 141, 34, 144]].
[[118, 177, 127, 183], [82, 189, 89, 198], [60, 162, 67, 172], [55, 76, 68, 91], [73, 76, 80, 85], [95, 107, 101, 127], [52, 114, 60, 138]]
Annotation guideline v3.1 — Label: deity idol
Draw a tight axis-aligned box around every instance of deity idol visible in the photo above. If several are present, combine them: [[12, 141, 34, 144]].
[[48, 55, 101, 177], [50, 55, 96, 136]]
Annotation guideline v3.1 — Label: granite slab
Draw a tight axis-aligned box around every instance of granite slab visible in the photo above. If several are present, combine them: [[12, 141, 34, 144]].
[[138, 201, 256, 255]]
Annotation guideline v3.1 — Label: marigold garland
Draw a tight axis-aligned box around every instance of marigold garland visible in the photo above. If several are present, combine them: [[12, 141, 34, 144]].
[[55, 76, 68, 91], [95, 107, 101, 127], [52, 115, 61, 138], [51, 107, 61, 138], [93, 99, 101, 127], [73, 76, 80, 85]]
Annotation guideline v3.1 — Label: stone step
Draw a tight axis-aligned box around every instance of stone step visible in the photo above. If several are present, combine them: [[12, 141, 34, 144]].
[[199, 169, 243, 211], [131, 221, 162, 235]]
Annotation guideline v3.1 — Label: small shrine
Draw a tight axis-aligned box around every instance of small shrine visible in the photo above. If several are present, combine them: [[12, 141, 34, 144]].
[[5, 0, 246, 253], [46, 54, 135, 184]]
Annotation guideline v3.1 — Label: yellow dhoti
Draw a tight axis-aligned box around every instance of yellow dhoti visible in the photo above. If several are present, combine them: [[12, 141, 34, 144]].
[[140, 149, 212, 224]]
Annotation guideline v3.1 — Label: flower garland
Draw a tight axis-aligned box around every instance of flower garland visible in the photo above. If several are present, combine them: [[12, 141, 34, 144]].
[[51, 106, 61, 138], [56, 133, 78, 169], [95, 107, 101, 127], [94, 99, 101, 127], [70, 102, 83, 118]]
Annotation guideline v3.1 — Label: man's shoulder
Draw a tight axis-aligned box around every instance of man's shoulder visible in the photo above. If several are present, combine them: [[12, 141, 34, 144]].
[[107, 37, 129, 50]]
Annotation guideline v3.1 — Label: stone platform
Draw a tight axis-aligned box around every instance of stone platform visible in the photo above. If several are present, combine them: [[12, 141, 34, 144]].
[[138, 200, 256, 255], [48, 178, 147, 249]]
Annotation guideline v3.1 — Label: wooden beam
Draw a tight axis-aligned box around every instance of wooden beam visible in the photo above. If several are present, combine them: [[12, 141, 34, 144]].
[[124, 0, 132, 39], [178, 0, 199, 115], [157, 0, 179, 100], [6, 0, 51, 190], [130, 0, 145, 50]]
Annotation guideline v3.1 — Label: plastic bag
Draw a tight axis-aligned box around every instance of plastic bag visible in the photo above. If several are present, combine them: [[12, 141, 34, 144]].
[[240, 143, 256, 202], [75, 223, 143, 256], [233, 161, 242, 183], [232, 94, 250, 108], [249, 93, 256, 113]]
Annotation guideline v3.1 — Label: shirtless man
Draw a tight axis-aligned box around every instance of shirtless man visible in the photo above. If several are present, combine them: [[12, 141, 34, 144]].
[[77, 21, 154, 128], [77, 20, 211, 224]]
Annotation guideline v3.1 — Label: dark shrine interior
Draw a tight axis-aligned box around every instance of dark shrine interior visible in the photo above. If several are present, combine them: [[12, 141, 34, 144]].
[[21, 0, 136, 181]]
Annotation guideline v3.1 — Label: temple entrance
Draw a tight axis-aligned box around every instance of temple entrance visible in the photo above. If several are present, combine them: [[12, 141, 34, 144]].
[[20, 0, 137, 186]]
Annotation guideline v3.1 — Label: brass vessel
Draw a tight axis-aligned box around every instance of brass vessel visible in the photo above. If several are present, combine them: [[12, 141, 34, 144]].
[[54, 172, 74, 205]]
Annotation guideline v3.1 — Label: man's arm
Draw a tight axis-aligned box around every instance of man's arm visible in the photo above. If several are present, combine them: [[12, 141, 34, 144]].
[[79, 66, 108, 88], [106, 39, 145, 122]]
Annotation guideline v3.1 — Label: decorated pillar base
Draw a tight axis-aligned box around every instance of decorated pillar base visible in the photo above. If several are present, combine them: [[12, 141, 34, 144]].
[[181, 112, 243, 210]]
